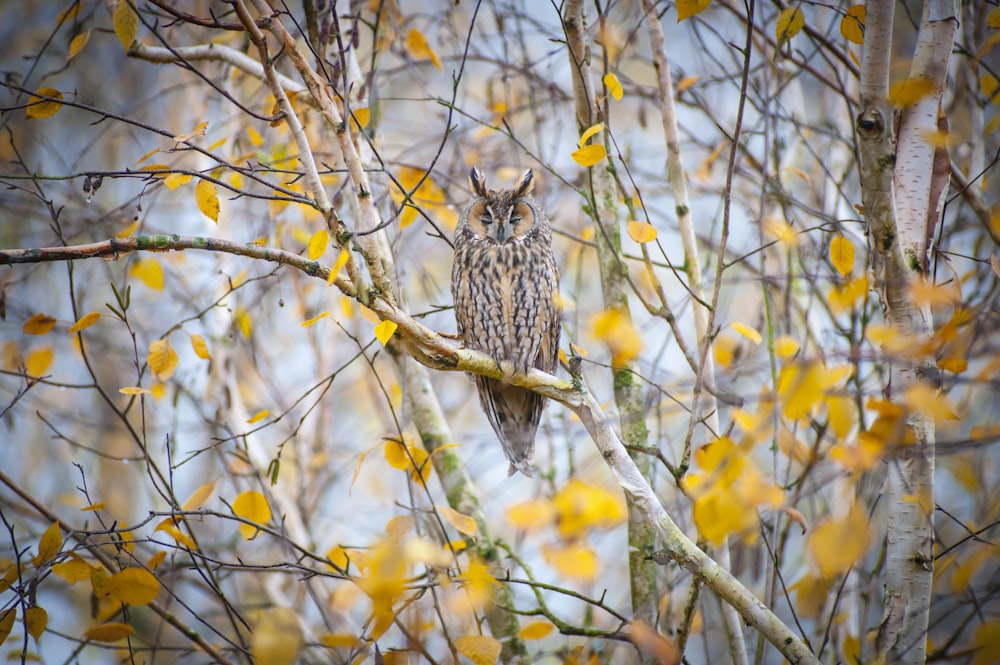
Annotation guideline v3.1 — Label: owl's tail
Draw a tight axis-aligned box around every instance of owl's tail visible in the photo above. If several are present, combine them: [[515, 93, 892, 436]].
[[477, 377, 544, 477]]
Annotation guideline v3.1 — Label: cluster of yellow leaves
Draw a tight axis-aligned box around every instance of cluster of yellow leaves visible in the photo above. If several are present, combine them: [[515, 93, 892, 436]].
[[391, 166, 456, 229], [571, 122, 607, 168], [384, 436, 432, 485], [507, 479, 625, 582], [683, 437, 786, 546], [590, 307, 642, 366]]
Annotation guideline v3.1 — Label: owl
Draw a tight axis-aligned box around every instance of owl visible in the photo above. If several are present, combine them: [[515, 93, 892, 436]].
[[451, 167, 561, 477]]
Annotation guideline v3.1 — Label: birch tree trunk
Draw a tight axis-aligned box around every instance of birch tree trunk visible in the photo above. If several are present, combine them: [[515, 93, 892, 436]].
[[856, 1, 957, 662]]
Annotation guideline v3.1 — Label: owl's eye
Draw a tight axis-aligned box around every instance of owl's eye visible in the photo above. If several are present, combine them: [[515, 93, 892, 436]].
[[510, 215, 523, 224], [479, 215, 492, 225]]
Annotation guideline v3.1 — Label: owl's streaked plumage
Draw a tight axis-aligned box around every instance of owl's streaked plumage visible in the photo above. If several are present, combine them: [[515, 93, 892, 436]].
[[451, 167, 561, 477]]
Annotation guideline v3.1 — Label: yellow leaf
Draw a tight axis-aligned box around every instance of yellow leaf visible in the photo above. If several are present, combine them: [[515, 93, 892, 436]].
[[553, 478, 626, 538], [246, 125, 264, 147], [827, 395, 857, 439], [118, 386, 150, 395], [113, 0, 138, 52], [591, 308, 642, 365], [405, 28, 442, 69], [374, 319, 397, 346], [385, 514, 414, 545], [233, 490, 271, 540], [130, 258, 164, 290], [82, 502, 105, 512], [195, 179, 220, 223], [31, 522, 62, 567], [603, 72, 623, 100], [778, 362, 831, 421], [307, 229, 329, 260], [172, 121, 209, 143], [829, 235, 855, 276], [301, 311, 329, 327], [147, 338, 178, 381], [763, 216, 798, 247], [519, 620, 554, 640], [326, 545, 349, 571], [23, 313, 57, 335], [384, 439, 410, 470], [888, 76, 936, 107], [26, 87, 63, 119], [83, 622, 135, 642], [25, 347, 54, 377], [808, 505, 870, 578], [190, 334, 211, 360], [626, 220, 657, 243], [903, 383, 957, 421], [57, 4, 81, 23], [790, 573, 834, 619], [147, 551, 167, 570], [840, 5, 865, 44], [730, 321, 762, 345], [435, 505, 478, 536], [676, 75, 700, 92], [774, 335, 800, 359], [776, 6, 805, 47], [676, 0, 711, 22], [989, 6, 1000, 29], [578, 122, 605, 147], [115, 218, 140, 238], [571, 143, 607, 167], [163, 172, 192, 191], [454, 635, 502, 665], [543, 542, 598, 582], [973, 620, 1000, 665], [234, 306, 252, 338], [319, 633, 361, 649], [68, 312, 100, 333], [829, 275, 869, 315], [328, 249, 350, 284], [351, 107, 370, 131], [67, 30, 92, 62], [181, 480, 217, 510], [107, 568, 160, 605], [0, 609, 16, 646], [507, 499, 556, 531], [140, 163, 171, 175], [247, 409, 269, 424], [25, 606, 47, 642], [154, 518, 197, 550], [51, 553, 95, 584], [937, 356, 967, 373]]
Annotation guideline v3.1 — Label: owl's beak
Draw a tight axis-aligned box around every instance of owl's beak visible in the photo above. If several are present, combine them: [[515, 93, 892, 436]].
[[495, 222, 511, 243]]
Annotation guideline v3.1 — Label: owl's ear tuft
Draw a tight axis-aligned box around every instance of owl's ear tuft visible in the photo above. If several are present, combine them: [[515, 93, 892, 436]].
[[514, 169, 535, 198], [470, 167, 488, 198]]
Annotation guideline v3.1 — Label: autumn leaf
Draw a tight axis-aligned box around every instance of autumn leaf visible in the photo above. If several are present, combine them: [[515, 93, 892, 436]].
[[52, 553, 95, 584], [888, 76, 936, 107], [25, 606, 47, 642], [435, 505, 478, 536], [571, 143, 607, 167], [23, 313, 57, 335], [374, 319, 397, 346], [454, 635, 502, 665], [776, 6, 804, 47], [107, 568, 160, 605], [591, 308, 642, 365], [676, 0, 711, 22], [808, 505, 870, 578], [119, 386, 150, 396], [603, 72, 623, 100], [840, 5, 865, 44], [507, 499, 556, 531], [0, 609, 16, 647], [307, 229, 329, 260], [246, 409, 269, 424], [181, 480, 217, 510], [67, 30, 91, 62], [301, 311, 329, 327], [147, 338, 178, 381], [829, 235, 855, 276], [730, 321, 762, 345], [543, 542, 598, 582], [68, 312, 100, 333], [195, 179, 220, 223], [113, 0, 138, 52], [190, 334, 211, 360], [84, 622, 135, 642], [31, 521, 63, 567], [626, 221, 657, 243], [233, 490, 271, 540], [130, 258, 164, 290], [405, 28, 442, 69], [774, 335, 800, 359], [26, 88, 64, 119], [519, 620, 554, 640]]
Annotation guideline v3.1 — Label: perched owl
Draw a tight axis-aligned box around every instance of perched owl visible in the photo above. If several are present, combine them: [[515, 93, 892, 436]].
[[451, 167, 561, 477]]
